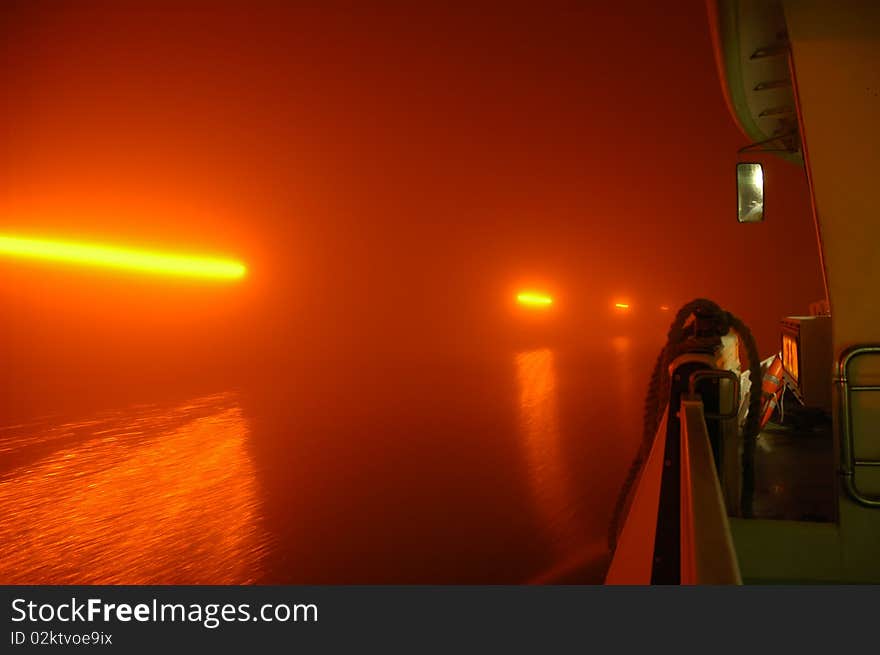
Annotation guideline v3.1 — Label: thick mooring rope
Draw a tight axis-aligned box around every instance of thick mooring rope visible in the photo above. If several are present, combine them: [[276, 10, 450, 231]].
[[606, 298, 761, 552]]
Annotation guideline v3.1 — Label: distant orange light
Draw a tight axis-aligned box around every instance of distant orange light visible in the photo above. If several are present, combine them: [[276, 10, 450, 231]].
[[0, 235, 246, 280], [660, 305, 670, 311], [517, 292, 553, 307], [614, 302, 630, 310]]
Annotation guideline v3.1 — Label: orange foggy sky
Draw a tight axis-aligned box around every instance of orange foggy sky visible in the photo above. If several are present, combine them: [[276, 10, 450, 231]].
[[0, 1, 824, 412]]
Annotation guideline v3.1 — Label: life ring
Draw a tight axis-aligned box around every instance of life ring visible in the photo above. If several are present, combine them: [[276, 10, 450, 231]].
[[759, 355, 785, 429]]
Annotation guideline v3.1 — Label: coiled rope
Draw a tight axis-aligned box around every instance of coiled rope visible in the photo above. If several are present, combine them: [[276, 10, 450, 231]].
[[607, 298, 761, 552]]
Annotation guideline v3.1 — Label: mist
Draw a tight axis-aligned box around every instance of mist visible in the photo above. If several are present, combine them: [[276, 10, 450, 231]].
[[2, 3, 823, 403]]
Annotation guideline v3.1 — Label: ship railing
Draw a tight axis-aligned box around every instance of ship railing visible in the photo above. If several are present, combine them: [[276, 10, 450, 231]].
[[606, 356, 742, 584], [678, 395, 742, 584]]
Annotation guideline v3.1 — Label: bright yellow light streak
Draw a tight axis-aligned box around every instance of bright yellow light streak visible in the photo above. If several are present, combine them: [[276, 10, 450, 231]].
[[614, 302, 630, 309], [517, 292, 553, 307], [0, 235, 246, 280]]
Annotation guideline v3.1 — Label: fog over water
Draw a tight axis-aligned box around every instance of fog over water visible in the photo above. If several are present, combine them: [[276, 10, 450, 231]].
[[2, 339, 651, 583], [0, 2, 824, 582]]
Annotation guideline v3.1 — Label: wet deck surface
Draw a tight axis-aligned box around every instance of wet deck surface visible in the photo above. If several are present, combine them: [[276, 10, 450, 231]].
[[750, 414, 836, 522]]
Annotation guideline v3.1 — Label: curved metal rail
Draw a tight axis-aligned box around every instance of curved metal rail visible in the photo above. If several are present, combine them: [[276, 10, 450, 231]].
[[837, 345, 880, 507]]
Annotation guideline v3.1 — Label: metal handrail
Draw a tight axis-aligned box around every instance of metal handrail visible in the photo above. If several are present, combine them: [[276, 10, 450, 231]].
[[679, 398, 742, 584], [606, 352, 743, 584], [836, 345, 880, 507], [688, 369, 740, 420]]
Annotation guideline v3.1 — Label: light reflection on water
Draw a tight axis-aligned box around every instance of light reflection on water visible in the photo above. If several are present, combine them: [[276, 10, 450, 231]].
[[0, 342, 652, 584], [0, 392, 269, 584], [515, 348, 583, 552], [514, 341, 643, 582]]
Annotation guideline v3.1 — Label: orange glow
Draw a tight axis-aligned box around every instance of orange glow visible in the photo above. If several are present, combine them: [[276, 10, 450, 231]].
[[517, 292, 553, 307], [515, 349, 582, 552], [614, 302, 630, 310], [0, 393, 268, 583], [660, 305, 670, 311], [0, 235, 247, 280], [783, 333, 799, 383]]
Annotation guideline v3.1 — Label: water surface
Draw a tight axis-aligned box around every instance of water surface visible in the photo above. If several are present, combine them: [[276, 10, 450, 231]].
[[0, 339, 652, 583]]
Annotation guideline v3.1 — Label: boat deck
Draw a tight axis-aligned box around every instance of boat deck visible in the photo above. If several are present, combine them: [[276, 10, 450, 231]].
[[748, 409, 836, 522]]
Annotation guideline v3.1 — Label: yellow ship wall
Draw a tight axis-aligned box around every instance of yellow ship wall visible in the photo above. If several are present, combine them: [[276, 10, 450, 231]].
[[783, 0, 880, 581]]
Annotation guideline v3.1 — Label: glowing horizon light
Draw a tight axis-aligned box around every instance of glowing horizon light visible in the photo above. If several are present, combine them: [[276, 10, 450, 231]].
[[614, 302, 630, 310], [517, 292, 554, 307], [660, 305, 670, 311], [0, 235, 247, 280]]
